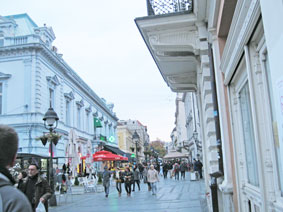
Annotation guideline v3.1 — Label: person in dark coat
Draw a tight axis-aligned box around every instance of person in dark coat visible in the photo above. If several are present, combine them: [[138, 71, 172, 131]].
[[180, 162, 187, 180], [20, 164, 52, 212], [196, 159, 203, 179], [174, 162, 180, 180], [132, 165, 140, 191], [138, 163, 144, 179], [0, 125, 33, 212], [17, 170, 27, 189], [124, 167, 133, 196], [162, 162, 168, 179], [102, 166, 111, 198]]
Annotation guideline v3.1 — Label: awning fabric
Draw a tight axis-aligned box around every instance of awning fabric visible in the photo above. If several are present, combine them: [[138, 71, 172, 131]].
[[163, 150, 187, 159], [94, 117, 102, 128], [103, 145, 125, 156]]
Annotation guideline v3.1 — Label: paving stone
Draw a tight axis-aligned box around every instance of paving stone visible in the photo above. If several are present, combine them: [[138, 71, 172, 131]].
[[50, 172, 208, 212]]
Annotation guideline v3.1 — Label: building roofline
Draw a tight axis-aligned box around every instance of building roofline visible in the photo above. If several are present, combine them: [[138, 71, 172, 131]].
[[4, 13, 38, 27]]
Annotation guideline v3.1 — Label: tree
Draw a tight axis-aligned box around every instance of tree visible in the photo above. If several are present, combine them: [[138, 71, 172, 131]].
[[150, 139, 166, 157]]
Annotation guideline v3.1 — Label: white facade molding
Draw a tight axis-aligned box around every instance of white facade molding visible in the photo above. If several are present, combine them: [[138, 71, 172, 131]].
[[220, 0, 261, 85]]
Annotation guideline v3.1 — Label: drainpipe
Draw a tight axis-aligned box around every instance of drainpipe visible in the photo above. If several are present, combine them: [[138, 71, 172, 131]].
[[207, 43, 224, 212]]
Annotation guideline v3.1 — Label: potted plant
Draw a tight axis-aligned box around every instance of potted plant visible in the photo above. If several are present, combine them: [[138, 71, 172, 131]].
[[36, 133, 61, 146]]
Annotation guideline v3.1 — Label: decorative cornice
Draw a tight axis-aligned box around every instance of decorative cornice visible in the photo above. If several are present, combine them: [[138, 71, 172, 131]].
[[76, 99, 84, 108], [85, 106, 92, 113], [64, 91, 74, 101], [46, 75, 60, 86], [0, 72, 11, 80]]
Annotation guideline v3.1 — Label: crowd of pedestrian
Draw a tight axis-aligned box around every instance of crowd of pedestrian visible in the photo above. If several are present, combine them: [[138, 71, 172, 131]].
[[0, 124, 204, 211], [101, 157, 203, 198]]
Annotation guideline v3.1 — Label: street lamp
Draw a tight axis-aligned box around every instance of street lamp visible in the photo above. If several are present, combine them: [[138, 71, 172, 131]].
[[43, 107, 59, 206], [143, 141, 150, 164], [132, 131, 140, 163]]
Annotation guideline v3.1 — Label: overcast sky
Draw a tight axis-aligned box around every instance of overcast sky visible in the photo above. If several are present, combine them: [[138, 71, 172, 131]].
[[1, 0, 176, 141]]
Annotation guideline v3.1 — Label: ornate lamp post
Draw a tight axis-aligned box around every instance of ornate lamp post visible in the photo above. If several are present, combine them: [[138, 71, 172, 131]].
[[42, 107, 59, 206], [193, 131, 201, 159], [132, 131, 140, 163], [143, 141, 150, 164]]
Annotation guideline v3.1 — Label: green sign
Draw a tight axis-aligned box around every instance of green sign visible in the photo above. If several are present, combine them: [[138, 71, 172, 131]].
[[131, 154, 136, 158], [108, 136, 115, 143], [100, 135, 107, 141], [94, 118, 102, 128]]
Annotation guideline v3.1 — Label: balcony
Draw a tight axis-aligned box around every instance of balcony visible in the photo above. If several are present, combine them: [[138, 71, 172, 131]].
[[135, 0, 208, 92], [147, 0, 193, 16]]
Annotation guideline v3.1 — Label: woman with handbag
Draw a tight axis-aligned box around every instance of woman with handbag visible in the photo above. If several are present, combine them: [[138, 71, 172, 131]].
[[115, 168, 124, 197]]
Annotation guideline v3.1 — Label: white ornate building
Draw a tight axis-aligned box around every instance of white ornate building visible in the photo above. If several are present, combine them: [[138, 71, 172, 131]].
[[0, 14, 119, 175]]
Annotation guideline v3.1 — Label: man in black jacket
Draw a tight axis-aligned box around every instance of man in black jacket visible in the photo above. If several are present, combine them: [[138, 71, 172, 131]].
[[20, 164, 52, 212], [0, 125, 32, 212]]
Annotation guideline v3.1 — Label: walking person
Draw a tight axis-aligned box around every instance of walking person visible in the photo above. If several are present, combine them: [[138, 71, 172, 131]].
[[174, 162, 180, 180], [132, 165, 140, 192], [162, 162, 168, 179], [193, 159, 199, 180], [143, 166, 151, 191], [0, 125, 33, 212], [124, 167, 133, 196], [138, 163, 144, 180], [147, 165, 159, 195], [196, 159, 203, 179], [20, 163, 52, 212], [102, 166, 111, 198], [180, 161, 186, 180], [169, 162, 173, 178], [115, 168, 124, 197]]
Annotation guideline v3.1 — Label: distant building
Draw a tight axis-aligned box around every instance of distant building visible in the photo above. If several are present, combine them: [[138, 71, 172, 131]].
[[0, 14, 118, 176], [117, 119, 150, 163]]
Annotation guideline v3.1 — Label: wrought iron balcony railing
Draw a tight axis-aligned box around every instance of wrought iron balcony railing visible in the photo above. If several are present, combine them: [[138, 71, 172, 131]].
[[147, 0, 193, 16]]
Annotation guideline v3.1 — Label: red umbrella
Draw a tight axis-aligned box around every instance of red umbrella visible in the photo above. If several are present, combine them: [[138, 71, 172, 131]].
[[92, 150, 128, 161], [93, 153, 121, 161], [92, 150, 112, 157]]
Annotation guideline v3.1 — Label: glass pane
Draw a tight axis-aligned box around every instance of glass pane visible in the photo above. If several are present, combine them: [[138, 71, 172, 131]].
[[265, 53, 283, 194], [49, 88, 54, 108], [239, 82, 259, 186]]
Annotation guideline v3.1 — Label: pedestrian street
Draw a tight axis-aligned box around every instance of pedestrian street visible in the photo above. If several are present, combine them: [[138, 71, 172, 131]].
[[50, 173, 208, 212]]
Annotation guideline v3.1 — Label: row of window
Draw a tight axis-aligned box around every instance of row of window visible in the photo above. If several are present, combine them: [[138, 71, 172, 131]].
[[48, 86, 115, 138]]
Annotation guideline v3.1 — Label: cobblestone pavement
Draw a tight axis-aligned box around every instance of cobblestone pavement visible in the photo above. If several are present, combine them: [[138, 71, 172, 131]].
[[50, 172, 208, 212]]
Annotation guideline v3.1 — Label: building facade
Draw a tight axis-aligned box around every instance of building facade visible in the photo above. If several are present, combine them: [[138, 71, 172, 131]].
[[0, 14, 119, 175], [117, 119, 150, 163], [136, 0, 283, 211]]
